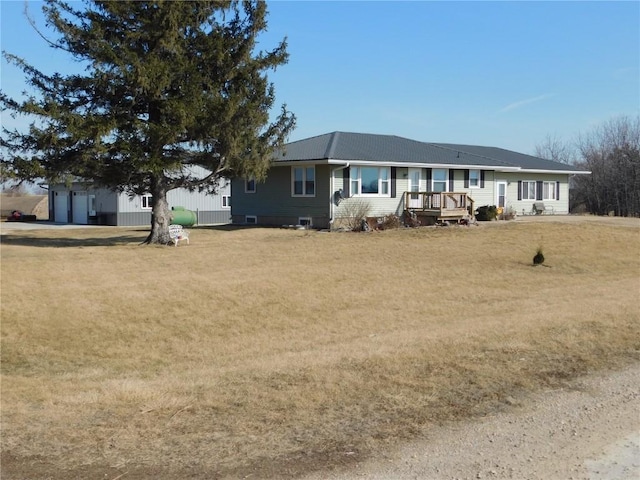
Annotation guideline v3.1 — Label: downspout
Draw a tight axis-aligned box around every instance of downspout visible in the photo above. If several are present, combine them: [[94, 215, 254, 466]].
[[329, 162, 350, 227]]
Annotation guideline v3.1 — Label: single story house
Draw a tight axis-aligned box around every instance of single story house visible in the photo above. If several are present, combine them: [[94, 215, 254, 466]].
[[49, 168, 231, 226], [231, 131, 589, 229]]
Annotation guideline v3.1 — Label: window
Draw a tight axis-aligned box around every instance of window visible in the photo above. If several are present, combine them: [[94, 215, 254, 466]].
[[350, 166, 390, 196], [543, 181, 557, 200], [432, 169, 448, 192], [245, 215, 257, 224], [141, 194, 153, 209], [292, 166, 315, 196], [245, 177, 256, 193], [298, 217, 312, 227], [521, 181, 536, 200], [469, 169, 480, 188], [222, 195, 231, 208]]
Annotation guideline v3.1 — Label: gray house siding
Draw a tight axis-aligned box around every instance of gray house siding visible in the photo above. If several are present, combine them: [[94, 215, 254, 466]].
[[232, 164, 332, 227], [114, 210, 230, 226], [197, 210, 232, 224], [114, 211, 149, 226], [234, 165, 573, 228], [92, 188, 118, 225]]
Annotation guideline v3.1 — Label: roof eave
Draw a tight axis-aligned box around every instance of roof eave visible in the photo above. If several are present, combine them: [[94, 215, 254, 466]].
[[273, 158, 331, 166], [514, 168, 591, 175], [273, 158, 590, 175], [276, 158, 523, 170]]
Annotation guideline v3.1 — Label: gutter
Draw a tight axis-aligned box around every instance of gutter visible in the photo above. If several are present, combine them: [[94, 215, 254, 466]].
[[329, 162, 350, 227]]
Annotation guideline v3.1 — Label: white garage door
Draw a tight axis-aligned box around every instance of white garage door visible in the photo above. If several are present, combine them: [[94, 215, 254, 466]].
[[72, 191, 88, 224], [54, 192, 68, 223]]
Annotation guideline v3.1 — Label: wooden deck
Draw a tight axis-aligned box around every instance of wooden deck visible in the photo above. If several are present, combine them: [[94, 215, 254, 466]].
[[404, 191, 475, 223]]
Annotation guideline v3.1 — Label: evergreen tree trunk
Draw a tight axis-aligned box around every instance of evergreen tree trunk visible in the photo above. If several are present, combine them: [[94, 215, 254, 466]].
[[144, 177, 172, 245]]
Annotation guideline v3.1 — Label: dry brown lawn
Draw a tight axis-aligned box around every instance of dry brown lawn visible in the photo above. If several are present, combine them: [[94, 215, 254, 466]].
[[1, 218, 639, 479]]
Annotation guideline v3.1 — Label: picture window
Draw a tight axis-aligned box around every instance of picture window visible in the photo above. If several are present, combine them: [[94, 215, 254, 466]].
[[350, 166, 390, 196]]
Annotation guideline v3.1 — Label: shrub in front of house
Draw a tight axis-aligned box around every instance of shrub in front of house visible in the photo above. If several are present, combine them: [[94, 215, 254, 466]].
[[476, 205, 498, 221], [500, 206, 517, 221], [340, 199, 372, 231], [380, 214, 402, 230]]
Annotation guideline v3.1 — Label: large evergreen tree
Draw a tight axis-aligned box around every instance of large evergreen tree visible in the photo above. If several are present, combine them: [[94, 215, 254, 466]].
[[1, 0, 295, 243]]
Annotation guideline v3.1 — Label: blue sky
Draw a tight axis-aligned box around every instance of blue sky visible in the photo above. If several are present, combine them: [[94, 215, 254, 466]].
[[1, 0, 639, 155]]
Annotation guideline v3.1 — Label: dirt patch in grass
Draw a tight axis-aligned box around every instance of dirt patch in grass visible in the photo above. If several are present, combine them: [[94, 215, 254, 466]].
[[1, 219, 639, 479]]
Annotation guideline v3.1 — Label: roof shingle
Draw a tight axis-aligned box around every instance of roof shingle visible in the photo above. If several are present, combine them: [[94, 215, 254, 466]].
[[276, 132, 581, 172]]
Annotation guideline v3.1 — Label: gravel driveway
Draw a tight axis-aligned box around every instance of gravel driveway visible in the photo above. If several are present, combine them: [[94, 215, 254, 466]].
[[302, 364, 640, 480]]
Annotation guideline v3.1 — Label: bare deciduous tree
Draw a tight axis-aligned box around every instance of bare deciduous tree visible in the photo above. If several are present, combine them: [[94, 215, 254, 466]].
[[534, 133, 576, 165], [535, 116, 639, 217], [575, 116, 640, 217]]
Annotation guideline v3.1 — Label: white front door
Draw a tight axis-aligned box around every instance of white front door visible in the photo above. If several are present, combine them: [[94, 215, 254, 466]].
[[408, 168, 422, 208], [497, 181, 507, 209]]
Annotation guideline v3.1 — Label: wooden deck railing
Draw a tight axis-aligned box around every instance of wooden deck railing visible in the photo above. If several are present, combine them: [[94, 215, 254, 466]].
[[404, 191, 474, 218]]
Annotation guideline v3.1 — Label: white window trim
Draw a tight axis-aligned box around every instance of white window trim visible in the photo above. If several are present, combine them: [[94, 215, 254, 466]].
[[222, 195, 231, 208], [245, 177, 256, 194], [521, 180, 536, 200], [469, 169, 480, 189], [350, 166, 391, 197], [291, 166, 316, 197], [542, 181, 557, 201], [141, 194, 153, 210], [245, 215, 257, 224], [432, 168, 449, 192], [298, 217, 312, 227]]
